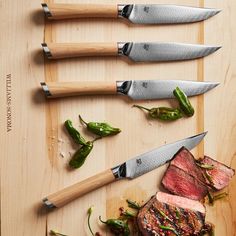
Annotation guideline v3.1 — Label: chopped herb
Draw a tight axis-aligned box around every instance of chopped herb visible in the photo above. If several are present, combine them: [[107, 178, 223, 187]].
[[157, 209, 173, 222], [126, 199, 141, 210], [175, 207, 180, 221], [88, 206, 95, 236], [207, 191, 214, 205], [50, 230, 68, 236], [159, 225, 179, 236], [196, 162, 214, 170], [203, 171, 214, 185], [207, 192, 228, 205], [213, 192, 228, 201]]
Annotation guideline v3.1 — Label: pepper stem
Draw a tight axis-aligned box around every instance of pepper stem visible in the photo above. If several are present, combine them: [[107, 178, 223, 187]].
[[98, 216, 107, 224], [133, 105, 151, 112], [87, 206, 95, 236], [79, 115, 88, 126], [50, 230, 68, 236]]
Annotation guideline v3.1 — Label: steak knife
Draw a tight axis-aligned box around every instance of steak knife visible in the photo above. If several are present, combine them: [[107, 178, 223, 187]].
[[43, 132, 207, 208], [41, 42, 221, 61], [41, 3, 220, 24], [40, 80, 219, 99]]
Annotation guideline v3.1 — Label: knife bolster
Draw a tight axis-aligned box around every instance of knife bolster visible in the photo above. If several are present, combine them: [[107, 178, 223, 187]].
[[118, 42, 133, 56], [111, 162, 127, 179], [116, 81, 132, 95], [118, 4, 133, 19]]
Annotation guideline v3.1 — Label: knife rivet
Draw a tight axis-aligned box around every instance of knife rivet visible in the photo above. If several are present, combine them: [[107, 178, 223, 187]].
[[143, 44, 150, 51], [136, 159, 142, 166], [142, 82, 148, 88], [143, 6, 150, 13]]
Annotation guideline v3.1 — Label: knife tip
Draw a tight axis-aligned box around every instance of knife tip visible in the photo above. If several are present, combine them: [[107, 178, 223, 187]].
[[193, 131, 208, 140]]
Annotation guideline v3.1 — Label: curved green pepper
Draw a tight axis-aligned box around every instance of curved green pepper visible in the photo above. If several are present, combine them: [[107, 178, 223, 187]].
[[99, 216, 130, 236], [173, 87, 194, 117], [64, 120, 87, 145], [69, 141, 93, 169], [133, 105, 182, 121], [79, 115, 121, 137]]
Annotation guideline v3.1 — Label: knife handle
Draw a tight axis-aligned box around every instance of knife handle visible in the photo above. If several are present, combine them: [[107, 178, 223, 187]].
[[42, 43, 118, 59], [42, 3, 118, 20], [41, 81, 117, 98], [43, 169, 116, 208]]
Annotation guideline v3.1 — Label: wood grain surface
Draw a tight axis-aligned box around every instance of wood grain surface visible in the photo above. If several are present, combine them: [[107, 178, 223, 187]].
[[0, 0, 235, 235]]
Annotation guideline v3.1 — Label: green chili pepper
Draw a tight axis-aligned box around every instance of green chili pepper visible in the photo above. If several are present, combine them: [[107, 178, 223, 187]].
[[69, 141, 94, 169], [87, 206, 95, 236], [173, 87, 194, 117], [159, 225, 179, 236], [126, 199, 141, 210], [79, 115, 121, 137], [99, 216, 130, 236], [133, 105, 183, 121], [50, 230, 68, 236], [122, 210, 137, 218], [203, 171, 214, 185], [64, 120, 87, 145]]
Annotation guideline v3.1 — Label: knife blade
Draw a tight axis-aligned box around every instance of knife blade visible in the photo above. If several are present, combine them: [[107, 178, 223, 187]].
[[40, 80, 219, 99], [42, 42, 221, 61], [43, 132, 206, 208], [42, 3, 220, 24]]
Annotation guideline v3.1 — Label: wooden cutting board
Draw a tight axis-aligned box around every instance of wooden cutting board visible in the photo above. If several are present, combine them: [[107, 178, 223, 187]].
[[1, 0, 235, 235]]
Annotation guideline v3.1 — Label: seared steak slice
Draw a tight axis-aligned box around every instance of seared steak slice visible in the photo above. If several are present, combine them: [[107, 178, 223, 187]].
[[137, 192, 206, 236], [199, 156, 235, 190], [170, 147, 205, 184], [162, 165, 208, 200]]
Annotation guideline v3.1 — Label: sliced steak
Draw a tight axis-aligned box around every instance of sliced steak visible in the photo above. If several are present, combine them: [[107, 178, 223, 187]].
[[170, 147, 205, 184], [199, 156, 235, 190], [162, 165, 208, 201], [137, 192, 206, 236]]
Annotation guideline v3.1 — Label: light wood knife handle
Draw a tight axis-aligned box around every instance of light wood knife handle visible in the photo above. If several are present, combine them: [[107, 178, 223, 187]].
[[43, 169, 116, 208], [42, 3, 118, 20], [41, 81, 117, 98], [42, 42, 118, 59]]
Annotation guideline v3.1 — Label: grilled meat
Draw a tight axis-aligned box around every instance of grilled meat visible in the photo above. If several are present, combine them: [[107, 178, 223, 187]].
[[162, 165, 208, 201], [199, 156, 235, 190], [137, 192, 207, 236], [170, 147, 205, 183], [162, 147, 235, 200]]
